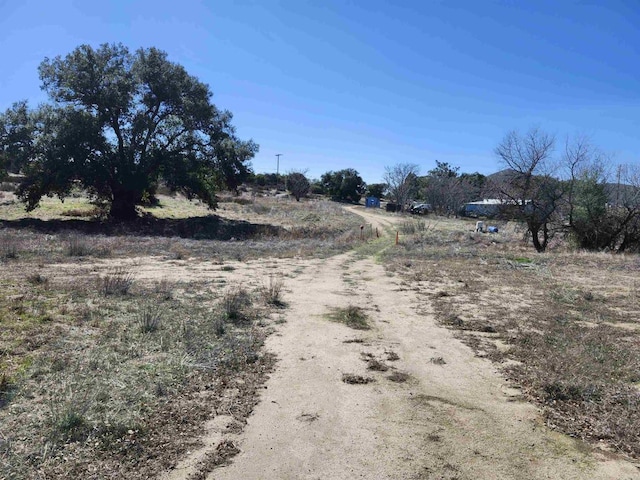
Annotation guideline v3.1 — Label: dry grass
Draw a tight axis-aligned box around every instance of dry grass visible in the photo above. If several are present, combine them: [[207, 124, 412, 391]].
[[383, 215, 640, 458], [387, 371, 410, 383], [366, 358, 390, 372], [0, 194, 364, 264], [260, 274, 286, 307], [221, 285, 253, 324], [342, 373, 375, 385], [327, 305, 370, 330], [0, 191, 364, 478], [98, 266, 135, 296], [0, 261, 278, 479]]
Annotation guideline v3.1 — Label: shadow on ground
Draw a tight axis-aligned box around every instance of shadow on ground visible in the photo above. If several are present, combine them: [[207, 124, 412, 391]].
[[0, 214, 285, 241]]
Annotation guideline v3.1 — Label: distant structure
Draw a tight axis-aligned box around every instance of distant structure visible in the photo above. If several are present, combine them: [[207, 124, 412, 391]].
[[365, 196, 381, 208], [462, 199, 502, 217]]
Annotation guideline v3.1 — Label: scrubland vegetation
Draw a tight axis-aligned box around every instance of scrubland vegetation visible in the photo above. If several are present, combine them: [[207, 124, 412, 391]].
[[2, 184, 640, 477], [384, 217, 640, 458], [0, 191, 362, 479]]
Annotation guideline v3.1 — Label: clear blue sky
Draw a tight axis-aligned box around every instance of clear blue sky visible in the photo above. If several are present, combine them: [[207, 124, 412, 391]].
[[1, 0, 638, 183]]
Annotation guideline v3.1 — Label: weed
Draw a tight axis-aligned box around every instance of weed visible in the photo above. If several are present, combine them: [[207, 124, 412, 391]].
[[222, 286, 253, 324], [342, 373, 375, 385], [367, 358, 389, 372], [169, 243, 190, 260], [26, 272, 48, 286], [212, 317, 226, 336], [400, 220, 430, 235], [386, 351, 400, 361], [212, 332, 264, 372], [136, 304, 163, 333], [260, 274, 285, 307], [0, 373, 16, 407], [297, 412, 320, 422], [0, 235, 18, 259], [153, 278, 174, 300], [343, 338, 365, 344], [65, 235, 92, 256], [511, 256, 533, 264], [387, 371, 410, 383], [48, 388, 92, 442], [430, 356, 447, 365], [442, 314, 464, 328], [327, 305, 370, 330], [0, 182, 16, 192], [98, 267, 135, 296]]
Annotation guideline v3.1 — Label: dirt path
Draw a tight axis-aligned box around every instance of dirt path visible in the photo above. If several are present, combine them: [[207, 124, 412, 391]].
[[162, 207, 639, 480]]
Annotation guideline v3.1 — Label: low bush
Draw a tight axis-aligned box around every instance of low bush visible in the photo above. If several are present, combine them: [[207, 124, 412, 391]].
[[260, 275, 285, 307], [98, 267, 135, 296], [135, 304, 163, 333], [222, 286, 253, 323], [327, 305, 369, 330]]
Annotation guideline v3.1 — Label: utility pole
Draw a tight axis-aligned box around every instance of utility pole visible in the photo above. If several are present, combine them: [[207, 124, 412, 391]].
[[616, 164, 622, 206], [275, 153, 282, 177]]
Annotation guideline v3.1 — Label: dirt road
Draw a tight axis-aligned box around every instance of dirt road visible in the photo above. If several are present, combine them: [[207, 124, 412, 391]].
[[164, 207, 639, 480]]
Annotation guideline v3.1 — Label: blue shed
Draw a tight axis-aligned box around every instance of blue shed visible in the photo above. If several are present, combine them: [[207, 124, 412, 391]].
[[365, 197, 381, 208]]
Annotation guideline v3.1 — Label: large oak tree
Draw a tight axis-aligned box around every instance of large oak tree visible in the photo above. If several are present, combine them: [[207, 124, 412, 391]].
[[0, 43, 257, 220]]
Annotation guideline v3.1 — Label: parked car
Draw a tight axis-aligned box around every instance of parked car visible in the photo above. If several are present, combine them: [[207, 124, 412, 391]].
[[410, 203, 431, 215]]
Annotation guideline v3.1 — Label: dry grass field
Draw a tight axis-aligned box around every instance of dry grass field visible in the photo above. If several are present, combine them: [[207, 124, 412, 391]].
[[0, 191, 363, 479], [1, 190, 639, 478], [384, 216, 640, 459]]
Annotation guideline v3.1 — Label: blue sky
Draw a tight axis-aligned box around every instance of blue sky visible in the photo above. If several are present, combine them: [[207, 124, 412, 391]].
[[1, 0, 638, 183]]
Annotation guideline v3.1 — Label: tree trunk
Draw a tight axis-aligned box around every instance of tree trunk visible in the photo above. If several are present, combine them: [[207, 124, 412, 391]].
[[530, 223, 547, 253], [110, 189, 139, 220]]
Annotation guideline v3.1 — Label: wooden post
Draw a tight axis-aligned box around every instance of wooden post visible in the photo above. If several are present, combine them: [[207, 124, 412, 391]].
[[395, 231, 399, 245]]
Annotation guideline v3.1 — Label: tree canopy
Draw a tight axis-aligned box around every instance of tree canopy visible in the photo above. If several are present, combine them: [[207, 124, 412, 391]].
[[366, 183, 387, 199], [320, 169, 366, 203], [383, 163, 419, 211], [494, 128, 561, 252], [0, 43, 257, 220], [286, 171, 310, 201]]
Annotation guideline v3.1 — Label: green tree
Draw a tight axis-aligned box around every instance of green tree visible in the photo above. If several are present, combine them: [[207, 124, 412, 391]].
[[458, 172, 486, 197], [570, 164, 640, 252], [0, 101, 34, 176], [366, 183, 387, 199], [320, 169, 365, 203], [0, 43, 257, 220], [286, 171, 310, 201], [419, 161, 470, 216], [570, 165, 609, 249], [428, 160, 459, 178]]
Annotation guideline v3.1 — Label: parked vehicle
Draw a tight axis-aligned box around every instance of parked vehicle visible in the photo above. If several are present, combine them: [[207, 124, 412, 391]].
[[409, 203, 431, 215]]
